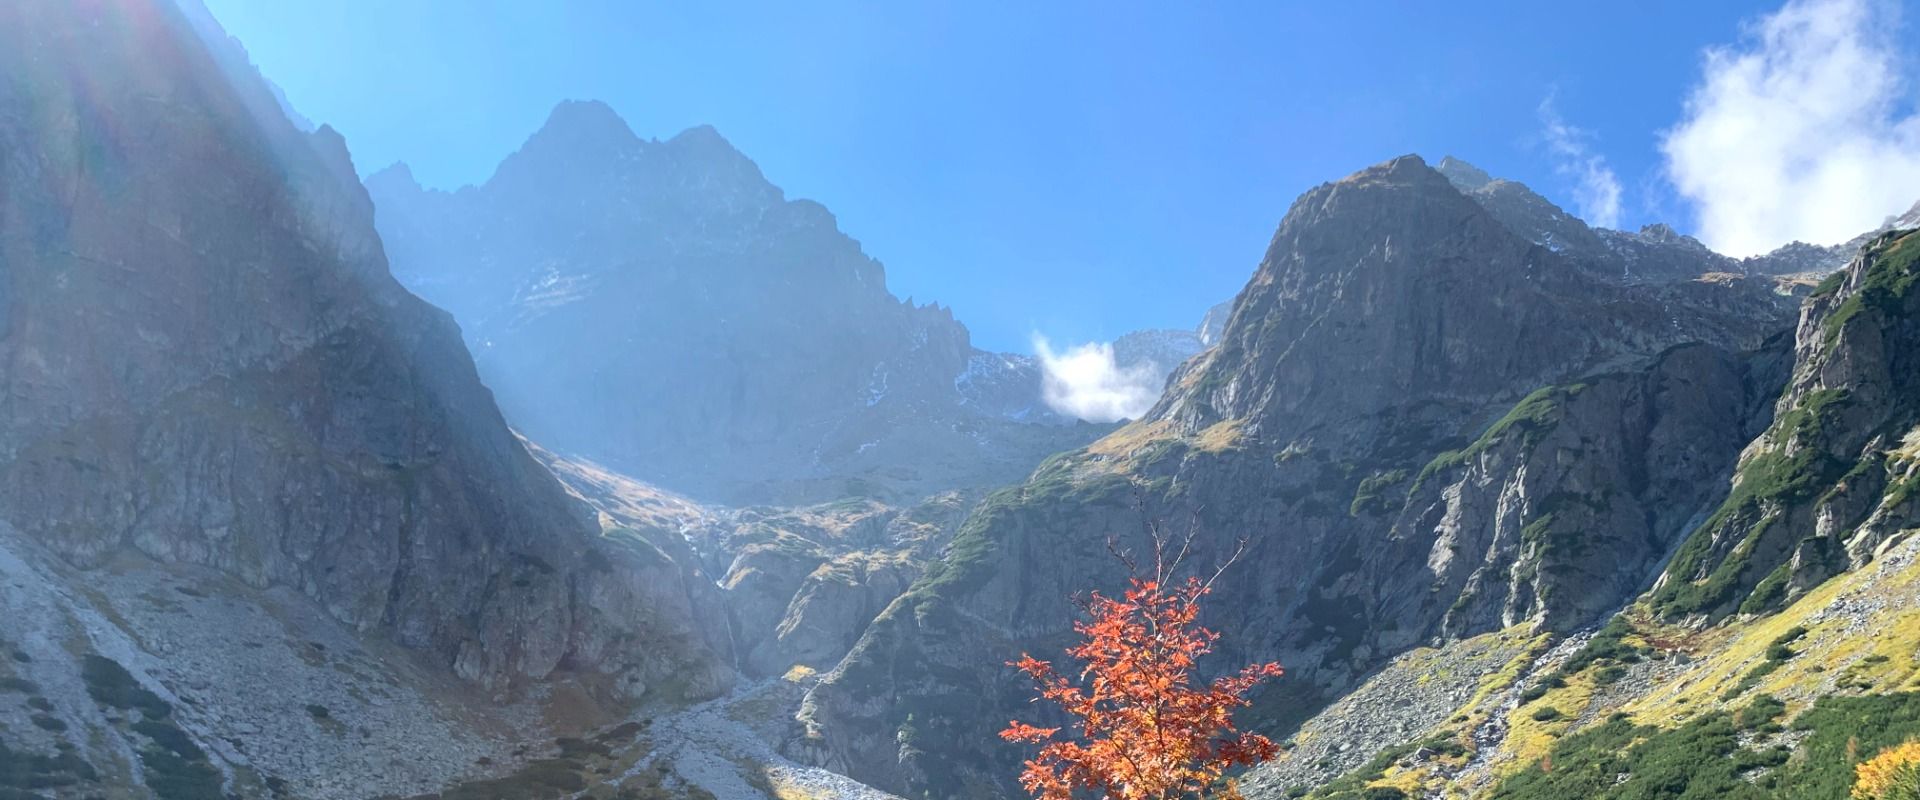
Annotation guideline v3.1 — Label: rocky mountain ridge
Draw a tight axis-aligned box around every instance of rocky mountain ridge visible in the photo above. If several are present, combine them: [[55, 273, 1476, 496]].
[[367, 105, 1115, 506], [4, 2, 1917, 798], [1242, 227, 1920, 800], [784, 154, 1916, 799], [1109, 301, 1236, 385], [1649, 227, 1920, 623], [368, 104, 1234, 507], [0, 2, 735, 797], [1435, 155, 1890, 284]]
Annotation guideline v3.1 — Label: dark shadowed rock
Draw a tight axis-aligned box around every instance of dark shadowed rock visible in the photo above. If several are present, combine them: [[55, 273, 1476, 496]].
[[0, 0, 730, 712]]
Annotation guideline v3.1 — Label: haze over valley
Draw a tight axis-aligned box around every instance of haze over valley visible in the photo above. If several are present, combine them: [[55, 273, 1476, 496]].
[[4, 1, 1920, 799]]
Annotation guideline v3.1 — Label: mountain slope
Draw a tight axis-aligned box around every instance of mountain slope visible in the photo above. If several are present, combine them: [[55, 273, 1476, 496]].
[[793, 155, 1798, 798], [1651, 229, 1920, 621], [366, 108, 1105, 505], [1232, 233, 1920, 800], [0, 2, 731, 796]]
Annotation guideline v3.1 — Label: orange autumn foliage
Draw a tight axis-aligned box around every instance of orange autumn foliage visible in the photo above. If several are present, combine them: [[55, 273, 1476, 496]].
[[1855, 739, 1920, 800], [1000, 543, 1283, 800]]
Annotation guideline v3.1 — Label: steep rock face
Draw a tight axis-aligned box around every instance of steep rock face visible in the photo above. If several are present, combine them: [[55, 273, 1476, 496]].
[[1244, 230, 1920, 800], [171, 0, 314, 132], [1652, 229, 1920, 620], [771, 550, 922, 673], [1434, 157, 1624, 267], [1161, 156, 1787, 445], [366, 108, 1101, 505], [534, 437, 978, 681], [697, 495, 973, 678], [1408, 342, 1788, 637], [0, 0, 729, 709], [795, 156, 1796, 798], [1197, 299, 1235, 345]]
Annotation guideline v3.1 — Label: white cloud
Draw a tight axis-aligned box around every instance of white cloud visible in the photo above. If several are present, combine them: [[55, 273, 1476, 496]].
[[1539, 95, 1625, 229], [1033, 335, 1162, 423], [1662, 0, 1920, 257]]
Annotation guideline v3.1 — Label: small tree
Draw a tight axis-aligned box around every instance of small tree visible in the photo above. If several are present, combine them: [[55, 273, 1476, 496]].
[[1000, 532, 1284, 800], [1856, 739, 1920, 800]]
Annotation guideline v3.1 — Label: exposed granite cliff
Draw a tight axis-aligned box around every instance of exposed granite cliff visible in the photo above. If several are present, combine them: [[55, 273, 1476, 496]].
[[794, 155, 1798, 798], [0, 3, 733, 796], [366, 106, 1104, 505], [1651, 228, 1920, 621], [1241, 230, 1920, 800]]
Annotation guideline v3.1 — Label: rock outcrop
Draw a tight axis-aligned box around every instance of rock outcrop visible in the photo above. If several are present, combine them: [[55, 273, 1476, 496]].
[[366, 106, 1107, 505], [1235, 234, 1920, 800], [795, 155, 1800, 798], [1651, 228, 1920, 621], [1408, 342, 1788, 637], [531, 441, 977, 680], [0, 2, 733, 796]]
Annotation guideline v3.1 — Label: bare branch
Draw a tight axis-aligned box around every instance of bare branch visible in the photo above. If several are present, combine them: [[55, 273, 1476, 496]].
[[1106, 535, 1139, 577], [1199, 536, 1250, 596]]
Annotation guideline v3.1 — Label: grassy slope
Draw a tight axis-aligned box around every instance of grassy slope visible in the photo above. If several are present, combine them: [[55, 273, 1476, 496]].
[[1298, 523, 1918, 799], [1653, 230, 1920, 620], [1292, 224, 1920, 797]]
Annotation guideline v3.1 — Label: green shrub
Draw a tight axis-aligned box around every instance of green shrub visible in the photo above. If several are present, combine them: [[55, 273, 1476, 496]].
[[81, 655, 170, 719], [1486, 691, 1920, 800], [132, 720, 204, 760], [0, 739, 98, 789], [1652, 386, 1855, 619], [1350, 469, 1409, 517], [1520, 617, 1644, 704], [1413, 385, 1587, 494], [139, 744, 223, 800]]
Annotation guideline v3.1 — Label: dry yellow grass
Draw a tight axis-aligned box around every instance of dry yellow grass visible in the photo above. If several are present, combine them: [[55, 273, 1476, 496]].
[[1193, 418, 1247, 453], [1894, 425, 1920, 462], [1085, 418, 1176, 459], [1502, 668, 1597, 772], [1624, 540, 1920, 724]]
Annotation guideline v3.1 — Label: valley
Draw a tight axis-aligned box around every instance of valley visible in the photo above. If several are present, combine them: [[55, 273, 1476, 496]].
[[3, 1, 1919, 799]]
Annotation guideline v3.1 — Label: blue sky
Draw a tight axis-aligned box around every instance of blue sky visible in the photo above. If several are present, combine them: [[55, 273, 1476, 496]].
[[202, 0, 1919, 354]]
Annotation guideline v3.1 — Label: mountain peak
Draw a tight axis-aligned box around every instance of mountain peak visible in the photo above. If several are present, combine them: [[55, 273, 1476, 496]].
[[1328, 154, 1453, 196], [483, 99, 646, 189], [1639, 222, 1679, 239], [543, 99, 634, 135], [661, 123, 763, 173], [521, 99, 640, 157], [364, 161, 421, 194], [668, 123, 736, 150], [1435, 155, 1494, 192], [1378, 153, 1432, 178]]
